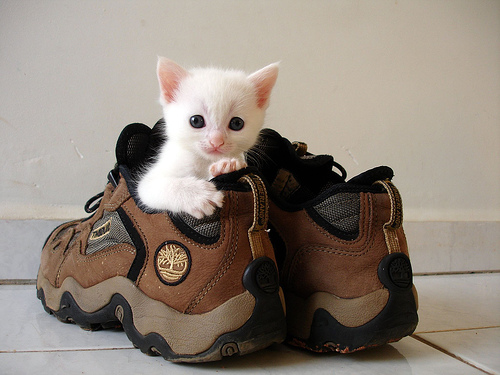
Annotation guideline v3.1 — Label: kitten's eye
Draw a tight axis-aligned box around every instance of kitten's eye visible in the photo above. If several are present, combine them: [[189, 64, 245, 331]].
[[229, 117, 244, 131], [190, 115, 205, 128]]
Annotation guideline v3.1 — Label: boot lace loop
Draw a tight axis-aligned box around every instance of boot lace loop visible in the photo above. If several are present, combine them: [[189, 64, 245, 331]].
[[84, 191, 104, 213]]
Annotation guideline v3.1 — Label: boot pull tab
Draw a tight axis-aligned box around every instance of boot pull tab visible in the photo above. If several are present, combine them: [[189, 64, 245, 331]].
[[238, 173, 269, 260], [375, 179, 403, 254], [292, 141, 308, 157]]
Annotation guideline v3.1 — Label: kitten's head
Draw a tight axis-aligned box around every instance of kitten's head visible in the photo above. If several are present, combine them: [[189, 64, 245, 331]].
[[156, 57, 279, 161]]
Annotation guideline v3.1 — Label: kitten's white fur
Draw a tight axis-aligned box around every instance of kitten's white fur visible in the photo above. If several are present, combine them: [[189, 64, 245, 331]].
[[137, 57, 278, 218]]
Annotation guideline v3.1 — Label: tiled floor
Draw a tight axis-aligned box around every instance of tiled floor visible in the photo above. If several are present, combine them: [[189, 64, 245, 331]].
[[1, 273, 498, 375]]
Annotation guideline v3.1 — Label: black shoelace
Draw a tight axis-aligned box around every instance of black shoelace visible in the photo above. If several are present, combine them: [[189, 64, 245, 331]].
[[84, 191, 104, 213]]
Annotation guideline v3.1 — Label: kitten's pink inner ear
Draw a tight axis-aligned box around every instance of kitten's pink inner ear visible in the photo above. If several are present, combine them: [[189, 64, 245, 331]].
[[248, 63, 279, 109], [157, 57, 189, 103]]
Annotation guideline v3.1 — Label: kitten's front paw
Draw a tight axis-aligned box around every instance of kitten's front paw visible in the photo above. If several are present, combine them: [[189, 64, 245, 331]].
[[209, 158, 247, 177], [185, 180, 224, 219]]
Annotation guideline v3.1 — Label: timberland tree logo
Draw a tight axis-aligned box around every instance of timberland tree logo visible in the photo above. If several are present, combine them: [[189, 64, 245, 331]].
[[154, 241, 191, 286], [89, 218, 112, 240]]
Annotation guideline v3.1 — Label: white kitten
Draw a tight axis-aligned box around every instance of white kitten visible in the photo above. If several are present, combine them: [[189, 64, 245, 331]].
[[137, 57, 279, 218]]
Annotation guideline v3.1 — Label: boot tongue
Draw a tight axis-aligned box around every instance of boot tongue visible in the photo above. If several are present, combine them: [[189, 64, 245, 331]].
[[115, 119, 165, 175], [115, 123, 152, 173]]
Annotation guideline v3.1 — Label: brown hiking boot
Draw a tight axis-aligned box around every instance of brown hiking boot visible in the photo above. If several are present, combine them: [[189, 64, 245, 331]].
[[247, 129, 418, 353], [37, 122, 286, 363]]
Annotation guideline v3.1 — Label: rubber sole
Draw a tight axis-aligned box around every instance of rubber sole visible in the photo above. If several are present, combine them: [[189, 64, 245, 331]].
[[286, 253, 419, 353], [37, 256, 286, 363]]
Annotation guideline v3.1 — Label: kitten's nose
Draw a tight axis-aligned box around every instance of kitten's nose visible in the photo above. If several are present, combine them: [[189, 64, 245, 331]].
[[209, 134, 225, 149]]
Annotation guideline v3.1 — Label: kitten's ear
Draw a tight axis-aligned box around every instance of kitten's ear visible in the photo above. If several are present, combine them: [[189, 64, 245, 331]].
[[248, 62, 279, 109], [157, 57, 189, 104]]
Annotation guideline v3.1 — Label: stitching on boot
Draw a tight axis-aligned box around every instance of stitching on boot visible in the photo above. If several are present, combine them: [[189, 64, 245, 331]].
[[184, 192, 239, 314]]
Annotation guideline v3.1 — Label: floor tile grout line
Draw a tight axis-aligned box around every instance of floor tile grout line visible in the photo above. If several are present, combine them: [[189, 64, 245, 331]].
[[414, 270, 500, 276], [411, 334, 494, 375], [0, 347, 135, 354], [0, 279, 36, 285], [415, 326, 500, 334]]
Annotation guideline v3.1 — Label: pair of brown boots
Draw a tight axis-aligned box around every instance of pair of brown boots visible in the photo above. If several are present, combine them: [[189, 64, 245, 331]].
[[37, 122, 418, 363]]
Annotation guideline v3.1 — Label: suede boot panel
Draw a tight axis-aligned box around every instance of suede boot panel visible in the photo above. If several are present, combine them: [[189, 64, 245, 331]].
[[123, 190, 257, 314], [271, 192, 394, 299], [57, 243, 136, 289], [39, 181, 137, 289], [39, 220, 81, 288]]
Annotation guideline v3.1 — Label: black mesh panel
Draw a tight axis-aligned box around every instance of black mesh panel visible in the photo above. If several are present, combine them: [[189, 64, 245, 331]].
[[177, 210, 221, 239], [312, 193, 360, 234], [86, 210, 134, 255]]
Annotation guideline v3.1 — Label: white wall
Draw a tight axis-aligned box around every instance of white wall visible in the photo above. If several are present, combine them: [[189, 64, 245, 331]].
[[1, 0, 499, 222]]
